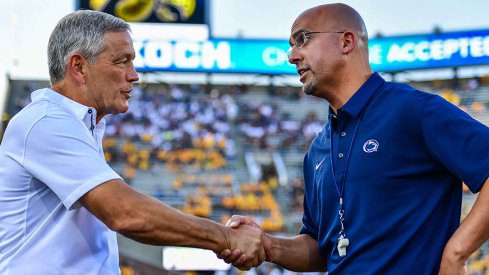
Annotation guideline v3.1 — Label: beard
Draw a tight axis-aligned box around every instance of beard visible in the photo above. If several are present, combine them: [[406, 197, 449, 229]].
[[302, 75, 319, 96]]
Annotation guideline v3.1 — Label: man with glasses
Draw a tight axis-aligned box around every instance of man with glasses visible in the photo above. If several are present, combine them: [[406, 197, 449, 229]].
[[218, 3, 489, 274]]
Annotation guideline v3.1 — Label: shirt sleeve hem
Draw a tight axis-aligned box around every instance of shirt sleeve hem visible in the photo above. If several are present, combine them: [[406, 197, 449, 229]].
[[299, 227, 318, 241], [64, 171, 122, 210]]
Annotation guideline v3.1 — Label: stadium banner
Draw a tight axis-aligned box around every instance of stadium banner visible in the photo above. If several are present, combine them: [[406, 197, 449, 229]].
[[369, 29, 489, 72], [134, 29, 489, 74], [134, 38, 293, 74], [78, 0, 207, 24]]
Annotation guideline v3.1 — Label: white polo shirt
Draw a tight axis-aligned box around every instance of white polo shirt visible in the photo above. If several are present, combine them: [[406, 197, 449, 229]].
[[0, 88, 122, 274]]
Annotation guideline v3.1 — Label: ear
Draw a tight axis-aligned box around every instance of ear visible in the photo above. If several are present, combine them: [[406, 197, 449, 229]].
[[341, 31, 356, 55], [67, 54, 87, 84]]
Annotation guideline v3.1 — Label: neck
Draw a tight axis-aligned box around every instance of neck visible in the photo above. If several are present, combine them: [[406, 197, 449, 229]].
[[51, 81, 81, 102], [327, 71, 373, 112], [51, 82, 104, 124], [329, 93, 353, 113]]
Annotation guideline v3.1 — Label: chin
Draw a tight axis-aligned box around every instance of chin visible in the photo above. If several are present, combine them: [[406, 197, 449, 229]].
[[120, 106, 129, 114], [302, 79, 318, 96], [115, 103, 129, 115]]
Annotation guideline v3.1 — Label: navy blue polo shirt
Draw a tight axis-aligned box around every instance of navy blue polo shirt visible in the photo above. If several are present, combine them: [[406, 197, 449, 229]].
[[300, 73, 489, 274]]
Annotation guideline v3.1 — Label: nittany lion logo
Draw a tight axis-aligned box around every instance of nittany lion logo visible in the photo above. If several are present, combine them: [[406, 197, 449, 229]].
[[362, 139, 379, 153]]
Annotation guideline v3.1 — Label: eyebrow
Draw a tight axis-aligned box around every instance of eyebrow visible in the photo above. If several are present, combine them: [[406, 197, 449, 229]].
[[124, 52, 136, 59]]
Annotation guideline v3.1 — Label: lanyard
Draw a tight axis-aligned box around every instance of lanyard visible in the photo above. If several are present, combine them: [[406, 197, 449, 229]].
[[328, 111, 363, 256]]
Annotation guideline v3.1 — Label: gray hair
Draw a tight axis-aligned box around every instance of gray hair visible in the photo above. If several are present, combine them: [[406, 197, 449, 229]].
[[48, 10, 130, 84]]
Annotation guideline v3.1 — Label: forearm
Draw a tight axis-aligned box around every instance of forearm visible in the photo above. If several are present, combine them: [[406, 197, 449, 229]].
[[115, 189, 267, 268], [442, 178, 489, 262], [81, 180, 230, 252], [268, 233, 326, 272], [119, 192, 228, 251]]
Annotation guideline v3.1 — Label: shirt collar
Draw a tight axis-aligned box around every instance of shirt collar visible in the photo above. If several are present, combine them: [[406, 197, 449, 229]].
[[31, 88, 103, 129], [329, 72, 385, 119]]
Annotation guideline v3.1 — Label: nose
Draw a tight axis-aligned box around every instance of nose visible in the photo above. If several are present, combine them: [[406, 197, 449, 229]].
[[127, 61, 139, 83], [287, 47, 302, 65]]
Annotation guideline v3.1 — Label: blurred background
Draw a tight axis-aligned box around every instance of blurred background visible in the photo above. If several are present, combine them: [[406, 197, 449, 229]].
[[1, 0, 489, 274]]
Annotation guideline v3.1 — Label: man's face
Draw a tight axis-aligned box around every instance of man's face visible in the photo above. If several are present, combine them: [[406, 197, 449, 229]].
[[84, 31, 139, 118], [288, 9, 344, 98]]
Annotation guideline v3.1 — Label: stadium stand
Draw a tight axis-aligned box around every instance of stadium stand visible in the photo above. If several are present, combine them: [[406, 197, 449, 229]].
[[3, 76, 489, 274]]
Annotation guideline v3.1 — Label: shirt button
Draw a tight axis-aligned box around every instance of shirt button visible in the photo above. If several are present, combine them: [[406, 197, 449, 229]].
[[340, 131, 346, 137], [88, 109, 93, 114], [338, 153, 344, 158], [90, 126, 95, 130]]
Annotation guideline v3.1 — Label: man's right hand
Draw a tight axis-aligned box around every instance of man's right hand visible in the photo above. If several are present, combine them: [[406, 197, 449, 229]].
[[218, 215, 273, 270]]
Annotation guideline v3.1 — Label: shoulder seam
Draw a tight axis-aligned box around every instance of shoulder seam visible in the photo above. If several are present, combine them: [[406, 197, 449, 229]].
[[20, 115, 47, 164]]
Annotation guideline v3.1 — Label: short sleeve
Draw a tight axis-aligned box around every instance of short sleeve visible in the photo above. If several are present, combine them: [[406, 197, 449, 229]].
[[300, 152, 319, 239], [421, 95, 489, 193], [22, 112, 121, 209]]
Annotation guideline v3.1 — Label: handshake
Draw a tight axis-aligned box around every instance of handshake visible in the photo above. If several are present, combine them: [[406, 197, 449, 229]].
[[216, 215, 273, 271]]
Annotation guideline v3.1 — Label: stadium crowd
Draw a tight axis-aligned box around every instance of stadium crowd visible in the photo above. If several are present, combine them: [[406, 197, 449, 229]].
[[2, 77, 489, 274]]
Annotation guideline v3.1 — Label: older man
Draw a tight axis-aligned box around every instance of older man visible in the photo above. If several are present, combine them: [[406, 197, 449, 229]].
[[0, 10, 266, 274]]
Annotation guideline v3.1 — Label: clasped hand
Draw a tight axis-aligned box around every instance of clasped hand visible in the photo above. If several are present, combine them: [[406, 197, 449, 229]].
[[217, 215, 272, 270]]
